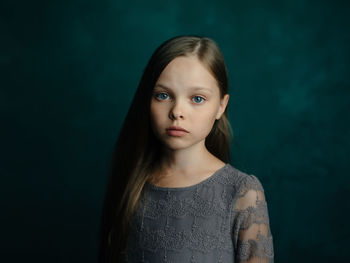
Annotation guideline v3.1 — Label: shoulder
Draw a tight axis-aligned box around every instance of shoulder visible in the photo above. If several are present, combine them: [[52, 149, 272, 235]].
[[221, 166, 270, 217], [219, 164, 265, 192], [217, 164, 268, 206]]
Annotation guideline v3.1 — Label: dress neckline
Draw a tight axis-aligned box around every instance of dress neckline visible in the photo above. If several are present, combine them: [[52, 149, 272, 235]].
[[146, 163, 230, 191]]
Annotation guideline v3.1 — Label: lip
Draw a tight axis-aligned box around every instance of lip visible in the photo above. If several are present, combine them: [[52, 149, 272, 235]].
[[166, 129, 188, 137], [166, 126, 189, 133]]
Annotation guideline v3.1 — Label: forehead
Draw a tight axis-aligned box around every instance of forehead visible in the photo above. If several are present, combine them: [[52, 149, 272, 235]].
[[155, 55, 219, 93]]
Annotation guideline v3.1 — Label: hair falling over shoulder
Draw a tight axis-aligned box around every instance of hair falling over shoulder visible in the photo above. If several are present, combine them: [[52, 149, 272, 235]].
[[97, 35, 234, 263]]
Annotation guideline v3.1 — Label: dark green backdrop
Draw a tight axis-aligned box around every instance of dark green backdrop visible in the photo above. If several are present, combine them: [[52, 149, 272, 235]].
[[1, 0, 349, 262]]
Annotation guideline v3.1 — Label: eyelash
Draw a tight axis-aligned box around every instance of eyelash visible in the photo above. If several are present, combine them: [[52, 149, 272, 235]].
[[154, 92, 206, 104]]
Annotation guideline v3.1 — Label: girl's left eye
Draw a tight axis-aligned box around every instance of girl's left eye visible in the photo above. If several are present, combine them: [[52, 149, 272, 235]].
[[192, 96, 206, 104]]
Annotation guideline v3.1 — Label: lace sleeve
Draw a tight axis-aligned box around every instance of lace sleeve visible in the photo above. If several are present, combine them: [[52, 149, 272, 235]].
[[233, 174, 274, 263]]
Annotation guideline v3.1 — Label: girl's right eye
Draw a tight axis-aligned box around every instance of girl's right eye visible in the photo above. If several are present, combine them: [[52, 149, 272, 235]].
[[155, 92, 169, 100]]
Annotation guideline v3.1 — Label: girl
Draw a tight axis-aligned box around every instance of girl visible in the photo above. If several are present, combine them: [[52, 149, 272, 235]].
[[98, 35, 274, 263]]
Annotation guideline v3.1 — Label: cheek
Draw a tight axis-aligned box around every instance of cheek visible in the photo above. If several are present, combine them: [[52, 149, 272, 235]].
[[150, 103, 165, 127], [192, 110, 217, 132]]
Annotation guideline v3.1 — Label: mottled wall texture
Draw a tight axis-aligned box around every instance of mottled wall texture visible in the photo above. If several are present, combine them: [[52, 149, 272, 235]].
[[1, 0, 349, 262]]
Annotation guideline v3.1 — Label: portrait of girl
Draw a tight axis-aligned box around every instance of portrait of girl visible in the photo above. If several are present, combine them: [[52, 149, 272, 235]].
[[98, 35, 274, 263]]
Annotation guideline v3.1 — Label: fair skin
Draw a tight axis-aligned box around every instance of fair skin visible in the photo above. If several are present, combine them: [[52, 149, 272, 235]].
[[149, 54, 230, 187]]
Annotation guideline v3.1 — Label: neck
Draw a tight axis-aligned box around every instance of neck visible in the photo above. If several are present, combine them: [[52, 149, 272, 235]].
[[156, 140, 219, 175]]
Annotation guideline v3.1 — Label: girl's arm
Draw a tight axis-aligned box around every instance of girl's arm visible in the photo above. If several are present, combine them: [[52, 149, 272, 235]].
[[232, 174, 274, 263]]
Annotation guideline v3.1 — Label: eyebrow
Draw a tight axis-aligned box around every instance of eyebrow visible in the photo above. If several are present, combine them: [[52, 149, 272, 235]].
[[154, 84, 213, 93]]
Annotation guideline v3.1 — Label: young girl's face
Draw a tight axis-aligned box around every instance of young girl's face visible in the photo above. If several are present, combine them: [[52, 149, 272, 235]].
[[150, 55, 229, 151]]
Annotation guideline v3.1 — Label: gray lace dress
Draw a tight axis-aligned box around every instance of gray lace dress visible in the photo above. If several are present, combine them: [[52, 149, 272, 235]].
[[125, 163, 274, 262]]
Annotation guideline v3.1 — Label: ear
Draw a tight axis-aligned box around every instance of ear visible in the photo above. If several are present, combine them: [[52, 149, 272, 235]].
[[215, 94, 230, 120]]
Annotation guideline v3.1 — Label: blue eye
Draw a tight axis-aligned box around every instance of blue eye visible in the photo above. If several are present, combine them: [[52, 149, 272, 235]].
[[155, 93, 169, 100], [192, 96, 205, 104]]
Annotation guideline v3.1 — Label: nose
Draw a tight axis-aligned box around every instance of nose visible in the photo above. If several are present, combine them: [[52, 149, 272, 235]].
[[169, 101, 184, 120]]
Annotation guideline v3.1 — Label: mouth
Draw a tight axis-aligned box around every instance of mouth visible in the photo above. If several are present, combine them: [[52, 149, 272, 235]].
[[166, 129, 188, 137], [166, 126, 189, 133], [166, 126, 189, 136]]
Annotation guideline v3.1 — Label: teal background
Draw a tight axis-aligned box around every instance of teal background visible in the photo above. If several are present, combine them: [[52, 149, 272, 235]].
[[1, 0, 349, 262]]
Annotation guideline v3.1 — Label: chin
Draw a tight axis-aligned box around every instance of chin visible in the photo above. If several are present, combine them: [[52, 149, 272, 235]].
[[163, 138, 205, 151], [160, 139, 189, 150]]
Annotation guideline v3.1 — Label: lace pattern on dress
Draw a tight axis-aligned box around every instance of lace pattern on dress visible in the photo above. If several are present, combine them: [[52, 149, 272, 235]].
[[126, 165, 274, 263], [138, 182, 233, 255], [233, 174, 274, 263]]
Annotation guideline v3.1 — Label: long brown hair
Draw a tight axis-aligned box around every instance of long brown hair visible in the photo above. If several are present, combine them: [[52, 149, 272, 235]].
[[98, 35, 234, 263]]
